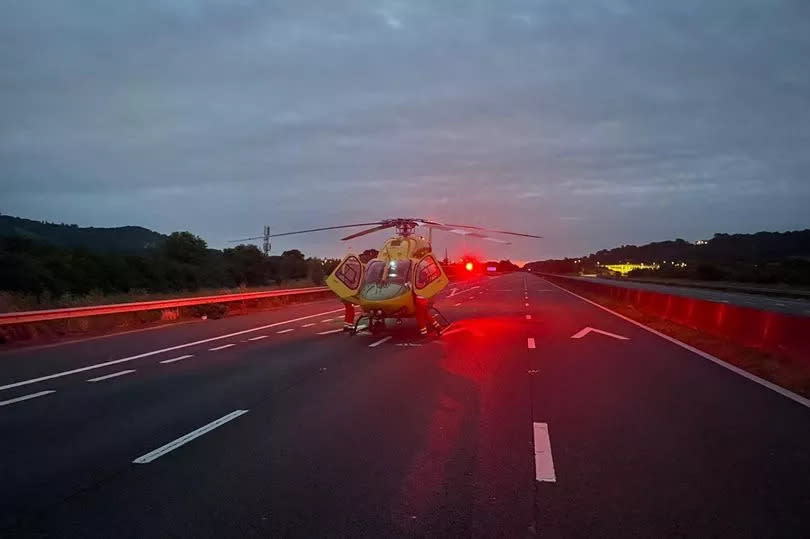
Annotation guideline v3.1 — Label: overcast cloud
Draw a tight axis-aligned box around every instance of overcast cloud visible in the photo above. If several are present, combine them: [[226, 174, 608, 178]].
[[2, 0, 809, 260]]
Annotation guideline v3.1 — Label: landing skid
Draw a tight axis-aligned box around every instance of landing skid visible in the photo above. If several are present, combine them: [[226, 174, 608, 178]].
[[350, 307, 451, 337]]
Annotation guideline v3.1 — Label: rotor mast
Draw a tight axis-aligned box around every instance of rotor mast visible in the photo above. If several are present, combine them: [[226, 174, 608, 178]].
[[393, 219, 419, 237]]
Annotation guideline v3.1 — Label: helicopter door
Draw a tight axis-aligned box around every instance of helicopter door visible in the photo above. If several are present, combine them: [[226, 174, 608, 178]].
[[412, 254, 449, 299], [326, 254, 364, 300]]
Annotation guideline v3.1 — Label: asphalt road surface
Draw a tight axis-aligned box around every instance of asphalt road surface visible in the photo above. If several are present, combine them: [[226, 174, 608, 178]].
[[558, 275, 810, 317], [1, 274, 808, 538]]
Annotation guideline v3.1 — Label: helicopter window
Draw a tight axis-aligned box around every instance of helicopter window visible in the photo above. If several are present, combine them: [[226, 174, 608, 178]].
[[415, 256, 441, 289], [363, 260, 385, 285], [335, 256, 362, 289], [385, 259, 411, 284]]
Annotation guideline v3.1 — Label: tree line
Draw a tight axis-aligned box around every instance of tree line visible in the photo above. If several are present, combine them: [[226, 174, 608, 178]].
[[0, 231, 340, 300], [525, 229, 810, 285]]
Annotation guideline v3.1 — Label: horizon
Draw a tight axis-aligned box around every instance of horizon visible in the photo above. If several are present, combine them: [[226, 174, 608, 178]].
[[3, 211, 805, 264]]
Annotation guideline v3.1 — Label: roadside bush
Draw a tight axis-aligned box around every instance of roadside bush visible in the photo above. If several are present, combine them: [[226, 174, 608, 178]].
[[696, 264, 729, 281], [186, 303, 228, 320]]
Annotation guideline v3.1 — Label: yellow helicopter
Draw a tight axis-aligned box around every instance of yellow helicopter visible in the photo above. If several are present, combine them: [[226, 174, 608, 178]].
[[263, 218, 541, 336]]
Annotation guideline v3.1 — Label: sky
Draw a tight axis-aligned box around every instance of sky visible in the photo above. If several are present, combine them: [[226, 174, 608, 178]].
[[2, 1, 809, 261]]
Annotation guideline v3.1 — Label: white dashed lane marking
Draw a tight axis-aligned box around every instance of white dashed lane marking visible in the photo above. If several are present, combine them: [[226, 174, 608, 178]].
[[0, 308, 345, 393], [276, 329, 294, 334], [0, 390, 55, 407], [209, 344, 235, 351], [533, 422, 556, 482], [160, 354, 193, 364], [133, 410, 249, 464], [87, 370, 136, 382]]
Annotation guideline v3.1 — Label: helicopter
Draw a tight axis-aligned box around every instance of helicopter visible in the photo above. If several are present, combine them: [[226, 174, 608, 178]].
[[238, 218, 541, 336]]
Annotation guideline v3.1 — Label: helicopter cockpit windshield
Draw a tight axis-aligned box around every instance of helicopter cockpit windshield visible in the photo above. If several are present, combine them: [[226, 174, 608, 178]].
[[361, 259, 411, 300]]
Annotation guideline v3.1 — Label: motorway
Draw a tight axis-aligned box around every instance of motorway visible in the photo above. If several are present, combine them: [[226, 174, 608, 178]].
[[559, 275, 810, 317], [1, 273, 809, 537]]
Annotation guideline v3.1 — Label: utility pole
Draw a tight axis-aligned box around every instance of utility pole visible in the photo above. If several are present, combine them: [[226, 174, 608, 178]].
[[262, 225, 271, 255]]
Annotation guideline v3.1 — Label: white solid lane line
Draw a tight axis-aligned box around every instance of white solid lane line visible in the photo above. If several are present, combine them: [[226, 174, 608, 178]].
[[87, 370, 136, 382], [276, 328, 294, 334], [533, 422, 556, 482], [369, 336, 392, 348], [133, 409, 248, 464], [317, 328, 344, 335], [527, 338, 536, 349], [209, 343, 235, 351], [301, 323, 316, 328], [0, 308, 345, 393], [160, 354, 193, 364], [247, 335, 268, 341], [526, 314, 532, 320], [0, 390, 55, 407], [541, 278, 810, 409]]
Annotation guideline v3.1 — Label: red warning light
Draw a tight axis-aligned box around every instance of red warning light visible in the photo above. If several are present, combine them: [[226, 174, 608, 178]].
[[465, 261, 474, 272]]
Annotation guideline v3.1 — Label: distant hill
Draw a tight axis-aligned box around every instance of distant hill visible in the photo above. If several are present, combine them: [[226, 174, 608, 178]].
[[525, 229, 810, 285], [0, 214, 166, 253]]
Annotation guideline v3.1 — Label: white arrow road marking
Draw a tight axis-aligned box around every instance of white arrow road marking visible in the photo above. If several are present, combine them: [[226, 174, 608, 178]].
[[447, 286, 480, 298], [369, 336, 392, 348], [533, 422, 556, 482], [571, 327, 629, 340], [317, 328, 344, 335], [441, 326, 485, 338]]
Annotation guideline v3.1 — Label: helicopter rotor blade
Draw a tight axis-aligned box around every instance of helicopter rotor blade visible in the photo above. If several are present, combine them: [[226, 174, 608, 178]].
[[268, 222, 385, 238], [435, 227, 511, 244], [228, 236, 265, 243], [440, 223, 542, 239], [340, 223, 395, 241]]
